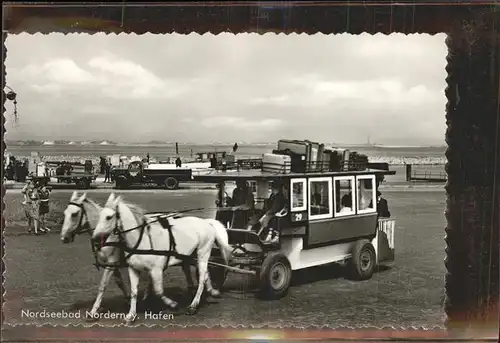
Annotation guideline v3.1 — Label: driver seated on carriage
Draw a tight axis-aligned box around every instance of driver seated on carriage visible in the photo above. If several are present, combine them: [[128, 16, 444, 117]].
[[247, 180, 288, 245]]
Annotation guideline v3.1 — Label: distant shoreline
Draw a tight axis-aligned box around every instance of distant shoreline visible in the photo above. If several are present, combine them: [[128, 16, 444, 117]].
[[5, 141, 447, 149], [5, 143, 447, 166]]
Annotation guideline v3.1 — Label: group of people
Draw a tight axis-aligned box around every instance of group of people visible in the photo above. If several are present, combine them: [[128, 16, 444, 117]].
[[226, 179, 391, 245], [99, 157, 113, 183], [5, 157, 29, 182], [227, 179, 288, 244], [338, 190, 391, 217], [54, 162, 74, 181], [21, 178, 52, 234]]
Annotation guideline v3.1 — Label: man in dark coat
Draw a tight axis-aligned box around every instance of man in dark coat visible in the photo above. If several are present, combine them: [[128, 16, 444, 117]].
[[376, 190, 391, 218], [231, 180, 255, 229], [100, 157, 106, 174], [104, 162, 111, 183]]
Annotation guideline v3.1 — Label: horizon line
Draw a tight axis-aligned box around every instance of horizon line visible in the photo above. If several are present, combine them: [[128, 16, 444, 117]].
[[5, 139, 446, 148]]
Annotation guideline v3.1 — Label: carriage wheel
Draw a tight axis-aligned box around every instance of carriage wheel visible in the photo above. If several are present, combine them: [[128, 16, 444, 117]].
[[164, 177, 179, 190], [257, 252, 292, 300], [347, 239, 376, 280]]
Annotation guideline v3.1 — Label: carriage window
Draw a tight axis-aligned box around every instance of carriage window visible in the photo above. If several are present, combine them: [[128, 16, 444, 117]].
[[309, 177, 333, 219], [357, 175, 376, 214], [290, 178, 306, 212], [334, 176, 355, 217]]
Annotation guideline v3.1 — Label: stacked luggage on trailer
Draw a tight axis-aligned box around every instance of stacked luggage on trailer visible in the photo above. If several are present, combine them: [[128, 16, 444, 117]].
[[261, 139, 370, 174]]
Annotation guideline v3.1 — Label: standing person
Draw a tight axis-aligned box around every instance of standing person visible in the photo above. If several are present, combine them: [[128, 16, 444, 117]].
[[6, 161, 14, 180], [175, 157, 182, 168], [21, 179, 43, 234], [104, 161, 111, 183], [376, 191, 391, 218], [146, 153, 150, 163], [100, 157, 106, 174], [21, 161, 29, 182], [21, 179, 35, 234], [37, 179, 51, 233]]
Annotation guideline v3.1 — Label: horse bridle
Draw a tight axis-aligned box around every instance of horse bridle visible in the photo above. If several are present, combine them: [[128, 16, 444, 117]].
[[68, 200, 93, 239]]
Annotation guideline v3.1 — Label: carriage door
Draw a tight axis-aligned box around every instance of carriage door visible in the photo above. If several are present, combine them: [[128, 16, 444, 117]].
[[290, 178, 307, 223]]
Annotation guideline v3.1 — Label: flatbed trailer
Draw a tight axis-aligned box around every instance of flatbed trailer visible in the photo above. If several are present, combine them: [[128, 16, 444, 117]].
[[29, 174, 98, 189]]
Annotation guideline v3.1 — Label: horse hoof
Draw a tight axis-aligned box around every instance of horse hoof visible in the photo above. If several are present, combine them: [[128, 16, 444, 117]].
[[168, 301, 179, 310], [124, 315, 137, 325], [210, 289, 221, 298], [185, 306, 198, 316]]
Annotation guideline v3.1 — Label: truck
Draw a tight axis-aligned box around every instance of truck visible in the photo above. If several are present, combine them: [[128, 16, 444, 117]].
[[111, 161, 193, 190]]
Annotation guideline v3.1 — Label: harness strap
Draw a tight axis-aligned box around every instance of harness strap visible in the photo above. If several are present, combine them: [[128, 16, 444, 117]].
[[112, 207, 188, 268]]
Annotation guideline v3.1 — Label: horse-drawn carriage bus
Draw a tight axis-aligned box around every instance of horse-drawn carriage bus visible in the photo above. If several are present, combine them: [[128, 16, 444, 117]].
[[194, 139, 397, 299]]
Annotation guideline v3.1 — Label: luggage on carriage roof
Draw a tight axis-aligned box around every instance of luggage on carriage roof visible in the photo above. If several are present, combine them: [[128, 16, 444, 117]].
[[323, 147, 350, 172], [348, 151, 369, 171], [304, 140, 320, 172], [276, 139, 323, 173], [262, 153, 291, 174], [317, 144, 326, 171], [277, 139, 311, 157], [272, 149, 306, 173]]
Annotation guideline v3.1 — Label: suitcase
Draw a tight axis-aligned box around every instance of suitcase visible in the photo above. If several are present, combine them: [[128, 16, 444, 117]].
[[262, 153, 291, 174], [326, 147, 350, 171], [324, 147, 348, 172], [277, 139, 311, 161], [316, 144, 326, 171], [305, 140, 320, 172]]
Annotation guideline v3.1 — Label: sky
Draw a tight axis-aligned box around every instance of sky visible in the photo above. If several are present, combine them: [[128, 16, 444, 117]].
[[4, 33, 447, 145]]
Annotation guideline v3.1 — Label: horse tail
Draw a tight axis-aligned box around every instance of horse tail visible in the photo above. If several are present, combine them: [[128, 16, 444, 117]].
[[207, 219, 232, 264]]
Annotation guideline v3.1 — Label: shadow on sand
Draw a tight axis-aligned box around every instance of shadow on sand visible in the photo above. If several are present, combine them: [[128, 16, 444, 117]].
[[219, 262, 393, 294], [68, 285, 224, 317], [66, 264, 395, 317], [291, 263, 393, 286]]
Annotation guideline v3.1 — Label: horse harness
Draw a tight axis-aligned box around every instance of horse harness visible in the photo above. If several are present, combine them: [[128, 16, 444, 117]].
[[108, 204, 195, 271], [70, 202, 204, 271]]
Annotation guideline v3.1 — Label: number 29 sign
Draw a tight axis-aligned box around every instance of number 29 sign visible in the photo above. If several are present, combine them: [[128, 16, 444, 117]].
[[292, 212, 307, 222]]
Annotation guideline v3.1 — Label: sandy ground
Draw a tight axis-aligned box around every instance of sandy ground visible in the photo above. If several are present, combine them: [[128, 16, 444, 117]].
[[2, 187, 447, 328]]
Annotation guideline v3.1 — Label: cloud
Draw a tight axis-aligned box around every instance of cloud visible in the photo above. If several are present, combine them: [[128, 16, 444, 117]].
[[4, 33, 447, 145], [20, 58, 93, 84], [249, 77, 442, 108], [17, 58, 94, 96], [87, 55, 188, 100]]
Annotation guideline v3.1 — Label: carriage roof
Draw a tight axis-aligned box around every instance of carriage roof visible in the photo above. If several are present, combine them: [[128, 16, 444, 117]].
[[194, 168, 395, 183]]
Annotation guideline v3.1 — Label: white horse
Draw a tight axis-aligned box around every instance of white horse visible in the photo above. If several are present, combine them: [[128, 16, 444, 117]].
[[92, 195, 232, 322], [60, 192, 196, 317]]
